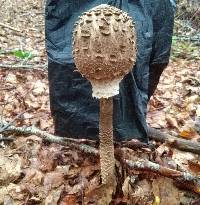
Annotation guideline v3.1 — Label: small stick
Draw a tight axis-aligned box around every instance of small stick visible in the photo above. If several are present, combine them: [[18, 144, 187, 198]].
[[0, 22, 21, 32], [0, 120, 98, 155], [126, 159, 200, 195], [0, 63, 47, 70]]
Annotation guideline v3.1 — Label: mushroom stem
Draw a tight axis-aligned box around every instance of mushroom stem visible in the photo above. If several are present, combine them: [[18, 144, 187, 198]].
[[99, 97, 115, 184]]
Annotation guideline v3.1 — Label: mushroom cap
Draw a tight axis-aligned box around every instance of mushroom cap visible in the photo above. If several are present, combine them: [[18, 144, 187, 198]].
[[72, 4, 136, 98]]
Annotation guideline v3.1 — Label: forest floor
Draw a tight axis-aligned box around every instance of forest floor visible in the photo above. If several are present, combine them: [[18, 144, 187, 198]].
[[0, 1, 200, 205]]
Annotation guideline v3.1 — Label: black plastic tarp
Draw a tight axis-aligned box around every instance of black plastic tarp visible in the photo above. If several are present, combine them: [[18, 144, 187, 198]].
[[45, 0, 176, 143]]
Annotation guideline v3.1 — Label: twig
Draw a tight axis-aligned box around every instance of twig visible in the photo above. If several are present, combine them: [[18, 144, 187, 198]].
[[0, 63, 47, 70], [148, 127, 200, 155], [0, 121, 98, 155], [120, 139, 152, 150], [0, 22, 21, 32], [173, 35, 200, 44], [0, 109, 32, 132], [0, 137, 14, 142], [126, 159, 200, 195], [0, 86, 16, 91]]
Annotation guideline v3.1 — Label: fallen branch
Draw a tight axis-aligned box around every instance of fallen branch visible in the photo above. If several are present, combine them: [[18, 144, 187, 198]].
[[148, 127, 200, 155], [120, 140, 152, 150], [126, 159, 200, 195], [0, 63, 47, 70], [0, 137, 14, 142], [0, 22, 21, 32], [0, 122, 98, 155]]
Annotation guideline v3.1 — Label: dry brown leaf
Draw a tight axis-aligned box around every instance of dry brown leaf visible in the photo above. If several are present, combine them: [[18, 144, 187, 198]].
[[0, 183, 28, 205], [0, 152, 22, 185], [38, 147, 57, 172], [152, 177, 182, 205], [6, 73, 17, 84], [129, 179, 153, 205], [179, 130, 196, 139], [85, 183, 114, 205], [166, 115, 179, 129], [43, 171, 64, 191], [32, 80, 46, 96], [188, 160, 200, 175], [39, 118, 50, 130], [69, 176, 88, 195], [0, 187, 8, 204], [80, 165, 99, 178], [60, 194, 77, 205], [44, 185, 64, 205], [84, 175, 100, 195], [22, 168, 44, 186]]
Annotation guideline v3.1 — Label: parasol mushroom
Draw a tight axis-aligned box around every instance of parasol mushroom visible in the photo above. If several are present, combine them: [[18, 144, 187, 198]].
[[72, 4, 136, 186]]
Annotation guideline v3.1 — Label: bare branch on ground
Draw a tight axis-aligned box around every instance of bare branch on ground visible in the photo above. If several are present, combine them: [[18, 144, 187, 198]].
[[148, 127, 200, 155], [0, 22, 21, 32], [0, 120, 98, 155], [126, 159, 200, 195], [0, 63, 47, 70]]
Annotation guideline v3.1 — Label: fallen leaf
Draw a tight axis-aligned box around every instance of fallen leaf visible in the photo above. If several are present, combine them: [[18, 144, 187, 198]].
[[179, 130, 196, 139], [196, 105, 200, 117], [22, 168, 44, 186], [6, 73, 17, 84], [38, 148, 57, 172], [188, 160, 200, 175], [166, 115, 179, 129], [0, 187, 8, 204], [6, 183, 28, 201], [43, 171, 64, 191], [0, 151, 22, 185], [32, 80, 46, 96], [152, 178, 182, 205], [152, 196, 161, 205], [44, 186, 64, 205], [60, 194, 77, 205]]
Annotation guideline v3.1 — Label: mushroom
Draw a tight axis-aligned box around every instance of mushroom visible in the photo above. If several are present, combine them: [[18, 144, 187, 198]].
[[72, 4, 136, 186]]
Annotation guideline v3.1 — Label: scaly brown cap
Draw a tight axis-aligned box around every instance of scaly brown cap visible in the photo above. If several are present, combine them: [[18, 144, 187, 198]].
[[72, 4, 136, 98]]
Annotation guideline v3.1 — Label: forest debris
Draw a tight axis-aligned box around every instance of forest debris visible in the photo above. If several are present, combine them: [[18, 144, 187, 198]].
[[166, 115, 179, 129], [44, 185, 64, 205], [126, 159, 200, 195], [0, 121, 98, 155], [128, 179, 154, 205], [0, 22, 21, 32], [1, 121, 200, 194], [32, 80, 46, 96], [188, 160, 200, 175], [0, 151, 22, 185], [0, 63, 47, 70], [148, 127, 200, 155], [152, 178, 182, 205], [59, 194, 77, 205], [43, 171, 64, 191], [22, 168, 44, 186]]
